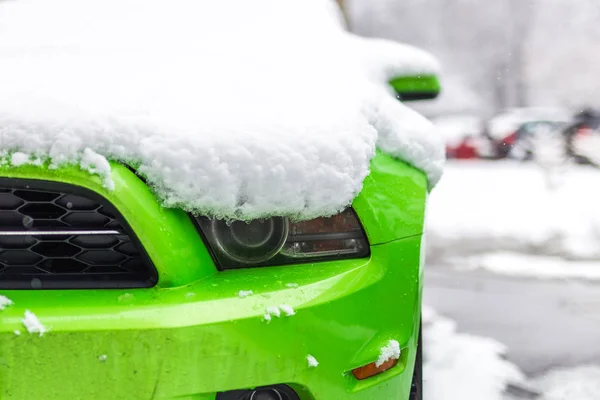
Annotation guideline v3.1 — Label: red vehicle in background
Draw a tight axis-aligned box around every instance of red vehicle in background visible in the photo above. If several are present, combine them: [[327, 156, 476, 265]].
[[448, 136, 480, 159], [432, 114, 493, 159]]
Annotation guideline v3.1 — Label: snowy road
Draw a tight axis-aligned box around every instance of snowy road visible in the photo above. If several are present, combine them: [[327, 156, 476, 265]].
[[425, 266, 600, 375], [423, 161, 600, 399]]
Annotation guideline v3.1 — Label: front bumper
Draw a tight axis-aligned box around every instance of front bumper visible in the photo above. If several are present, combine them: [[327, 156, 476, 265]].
[[0, 237, 422, 400], [0, 157, 427, 399]]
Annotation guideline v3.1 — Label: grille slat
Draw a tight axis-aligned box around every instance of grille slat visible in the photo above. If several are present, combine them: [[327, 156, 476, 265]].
[[0, 180, 157, 289]]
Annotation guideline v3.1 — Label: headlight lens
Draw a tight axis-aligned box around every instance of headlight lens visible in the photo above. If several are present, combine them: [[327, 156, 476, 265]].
[[195, 208, 369, 270], [210, 217, 289, 264]]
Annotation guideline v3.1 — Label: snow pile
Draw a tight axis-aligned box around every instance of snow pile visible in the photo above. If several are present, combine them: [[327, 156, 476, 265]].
[[423, 306, 525, 400], [263, 304, 295, 320], [22, 310, 47, 337], [306, 355, 319, 368], [453, 252, 600, 280], [532, 365, 600, 400], [265, 306, 281, 319], [0, 0, 443, 220], [5, 150, 114, 189], [10, 152, 37, 167], [279, 304, 296, 317], [427, 161, 600, 261], [0, 295, 13, 310], [237, 290, 253, 299], [376, 340, 401, 367], [79, 149, 115, 190]]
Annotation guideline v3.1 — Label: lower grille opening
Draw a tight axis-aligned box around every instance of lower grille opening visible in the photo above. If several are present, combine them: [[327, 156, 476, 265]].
[[0, 179, 157, 289]]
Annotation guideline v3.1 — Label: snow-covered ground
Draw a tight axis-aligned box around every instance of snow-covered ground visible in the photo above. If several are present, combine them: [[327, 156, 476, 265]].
[[427, 161, 600, 261], [449, 252, 600, 280], [424, 306, 600, 400], [533, 365, 600, 400], [424, 160, 600, 399], [423, 306, 526, 400]]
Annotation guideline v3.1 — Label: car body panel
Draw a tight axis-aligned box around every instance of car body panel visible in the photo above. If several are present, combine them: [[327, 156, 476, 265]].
[[0, 152, 426, 399], [389, 74, 441, 101]]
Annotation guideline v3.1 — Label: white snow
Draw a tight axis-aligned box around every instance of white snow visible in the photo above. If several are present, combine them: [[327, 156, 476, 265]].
[[432, 115, 483, 147], [0, 295, 13, 310], [375, 340, 401, 367], [79, 148, 114, 190], [279, 304, 296, 317], [265, 306, 281, 318], [263, 304, 295, 319], [453, 252, 600, 280], [22, 310, 47, 337], [237, 290, 253, 298], [4, 149, 114, 189], [0, 0, 443, 220], [307, 354, 319, 368], [8, 152, 43, 168], [532, 365, 600, 400], [427, 161, 600, 261], [423, 306, 526, 400], [10, 152, 30, 167]]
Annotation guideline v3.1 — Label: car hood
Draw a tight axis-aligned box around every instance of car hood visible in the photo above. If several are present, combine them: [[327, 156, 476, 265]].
[[0, 0, 444, 220]]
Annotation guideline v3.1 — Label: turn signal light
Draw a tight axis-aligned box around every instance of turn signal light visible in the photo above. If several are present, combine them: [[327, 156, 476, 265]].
[[352, 358, 399, 380]]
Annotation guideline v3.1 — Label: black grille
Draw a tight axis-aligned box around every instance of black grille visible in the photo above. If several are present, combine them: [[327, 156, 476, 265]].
[[0, 179, 157, 289]]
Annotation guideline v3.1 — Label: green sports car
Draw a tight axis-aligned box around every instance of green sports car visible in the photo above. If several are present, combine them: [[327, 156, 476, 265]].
[[0, 150, 431, 400], [0, 1, 442, 399]]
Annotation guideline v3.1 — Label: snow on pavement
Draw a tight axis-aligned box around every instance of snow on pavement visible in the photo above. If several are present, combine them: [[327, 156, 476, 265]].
[[424, 306, 600, 400], [427, 161, 600, 261], [532, 365, 600, 400], [425, 161, 600, 398], [423, 306, 526, 400], [450, 252, 600, 280]]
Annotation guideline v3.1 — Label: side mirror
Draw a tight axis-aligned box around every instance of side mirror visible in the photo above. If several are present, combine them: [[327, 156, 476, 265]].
[[389, 74, 441, 101]]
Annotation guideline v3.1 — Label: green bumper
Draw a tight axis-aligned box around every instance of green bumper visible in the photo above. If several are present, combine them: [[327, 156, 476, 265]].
[[0, 153, 427, 400]]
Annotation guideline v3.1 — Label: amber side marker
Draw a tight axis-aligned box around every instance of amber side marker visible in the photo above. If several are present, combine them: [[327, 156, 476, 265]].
[[352, 358, 399, 380]]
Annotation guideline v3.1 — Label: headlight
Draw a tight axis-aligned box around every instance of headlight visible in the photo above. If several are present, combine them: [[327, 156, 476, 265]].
[[194, 208, 369, 270]]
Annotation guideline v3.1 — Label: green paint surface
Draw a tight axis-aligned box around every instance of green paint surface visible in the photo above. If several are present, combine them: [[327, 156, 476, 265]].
[[0, 153, 426, 399], [389, 74, 441, 100]]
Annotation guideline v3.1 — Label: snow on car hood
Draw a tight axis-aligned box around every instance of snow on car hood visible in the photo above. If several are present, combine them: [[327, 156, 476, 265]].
[[0, 0, 443, 220]]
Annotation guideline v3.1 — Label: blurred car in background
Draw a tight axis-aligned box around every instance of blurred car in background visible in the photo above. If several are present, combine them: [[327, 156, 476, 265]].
[[488, 107, 571, 159], [506, 120, 566, 161], [431, 114, 494, 159], [564, 108, 600, 166]]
